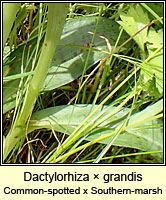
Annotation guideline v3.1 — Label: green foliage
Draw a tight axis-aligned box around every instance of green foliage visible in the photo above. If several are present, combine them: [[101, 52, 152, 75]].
[[3, 3, 163, 163], [3, 16, 132, 113], [3, 3, 69, 160], [118, 4, 150, 55], [28, 99, 163, 162], [118, 3, 163, 96]]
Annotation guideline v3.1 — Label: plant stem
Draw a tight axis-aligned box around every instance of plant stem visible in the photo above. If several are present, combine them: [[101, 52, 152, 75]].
[[3, 3, 69, 161]]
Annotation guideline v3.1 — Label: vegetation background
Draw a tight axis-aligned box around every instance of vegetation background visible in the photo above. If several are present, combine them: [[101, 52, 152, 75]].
[[3, 3, 163, 164]]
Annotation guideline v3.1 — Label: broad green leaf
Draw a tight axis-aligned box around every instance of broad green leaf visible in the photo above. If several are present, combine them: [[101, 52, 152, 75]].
[[147, 28, 163, 50], [28, 104, 130, 134], [42, 17, 131, 91], [118, 4, 163, 95], [28, 99, 163, 162], [140, 28, 163, 94], [3, 16, 132, 113], [118, 4, 150, 53], [140, 51, 163, 94]]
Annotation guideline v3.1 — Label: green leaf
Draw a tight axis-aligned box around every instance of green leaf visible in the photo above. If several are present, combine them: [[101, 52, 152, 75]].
[[15, 5, 28, 25], [147, 28, 163, 50], [3, 3, 21, 49], [28, 104, 129, 134], [3, 3, 69, 161], [140, 54, 163, 94], [118, 4, 150, 53], [43, 16, 130, 91], [138, 75, 160, 98], [140, 27, 163, 94], [28, 99, 163, 162], [3, 16, 132, 113], [118, 4, 163, 95]]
